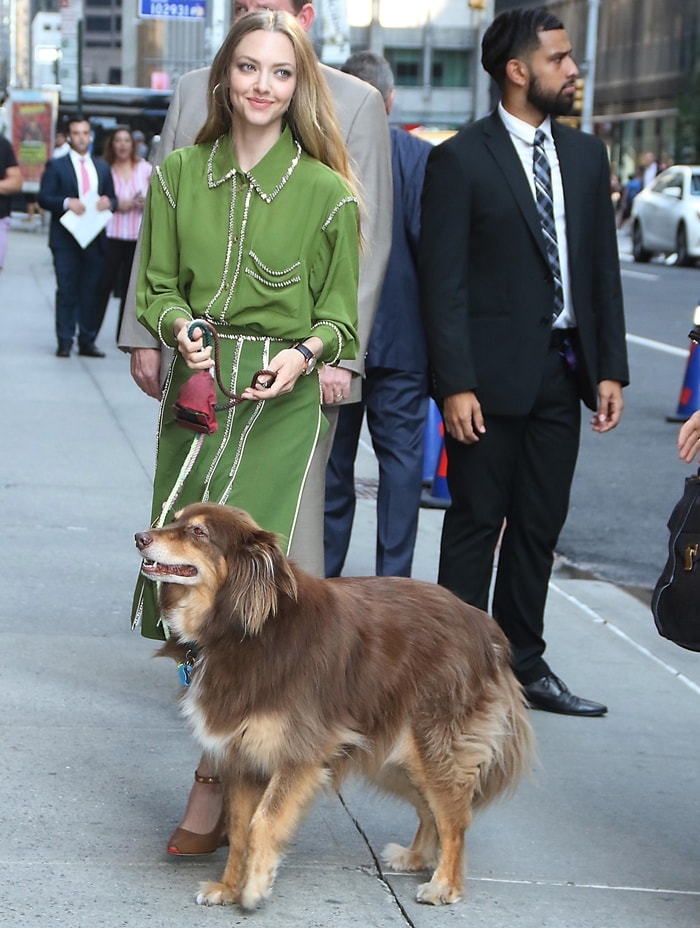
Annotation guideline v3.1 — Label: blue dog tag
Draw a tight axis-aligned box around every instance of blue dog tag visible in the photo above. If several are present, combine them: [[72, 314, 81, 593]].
[[178, 661, 193, 687]]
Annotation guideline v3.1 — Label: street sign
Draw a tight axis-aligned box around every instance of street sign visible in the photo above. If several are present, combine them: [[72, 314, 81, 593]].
[[139, 0, 206, 20]]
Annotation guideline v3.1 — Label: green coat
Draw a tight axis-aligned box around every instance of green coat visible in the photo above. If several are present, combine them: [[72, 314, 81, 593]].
[[133, 128, 359, 639]]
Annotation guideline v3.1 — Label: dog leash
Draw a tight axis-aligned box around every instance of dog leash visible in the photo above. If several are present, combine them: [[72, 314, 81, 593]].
[[188, 320, 276, 410], [164, 319, 277, 524]]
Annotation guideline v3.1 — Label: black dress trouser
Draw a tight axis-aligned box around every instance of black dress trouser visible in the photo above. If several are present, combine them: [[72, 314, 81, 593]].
[[438, 342, 582, 685]]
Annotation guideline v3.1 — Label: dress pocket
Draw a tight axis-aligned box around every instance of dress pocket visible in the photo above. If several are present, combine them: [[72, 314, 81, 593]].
[[244, 250, 303, 291]]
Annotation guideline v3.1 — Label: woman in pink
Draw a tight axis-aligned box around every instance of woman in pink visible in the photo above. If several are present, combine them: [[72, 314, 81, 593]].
[[95, 126, 153, 338]]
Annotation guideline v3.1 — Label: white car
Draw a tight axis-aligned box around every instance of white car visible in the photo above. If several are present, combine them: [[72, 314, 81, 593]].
[[631, 164, 700, 266]]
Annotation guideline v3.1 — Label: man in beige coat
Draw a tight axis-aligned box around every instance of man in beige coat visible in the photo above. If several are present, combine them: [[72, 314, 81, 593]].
[[119, 0, 392, 576]]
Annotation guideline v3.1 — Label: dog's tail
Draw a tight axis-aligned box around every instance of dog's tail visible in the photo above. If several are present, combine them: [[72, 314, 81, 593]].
[[472, 670, 536, 809]]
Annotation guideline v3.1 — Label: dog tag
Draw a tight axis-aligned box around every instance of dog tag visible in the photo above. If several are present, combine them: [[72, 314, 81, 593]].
[[178, 661, 193, 687]]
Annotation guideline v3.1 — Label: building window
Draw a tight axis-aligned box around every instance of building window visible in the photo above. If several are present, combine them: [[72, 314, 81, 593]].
[[86, 15, 114, 31], [385, 46, 472, 89], [431, 49, 472, 88], [385, 48, 422, 87]]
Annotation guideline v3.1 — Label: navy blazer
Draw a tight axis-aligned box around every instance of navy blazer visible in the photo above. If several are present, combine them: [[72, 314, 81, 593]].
[[419, 110, 629, 413], [365, 127, 431, 374], [38, 153, 117, 251]]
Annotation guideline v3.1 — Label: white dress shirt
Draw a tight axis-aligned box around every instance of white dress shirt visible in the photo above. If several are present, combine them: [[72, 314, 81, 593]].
[[498, 102, 576, 329]]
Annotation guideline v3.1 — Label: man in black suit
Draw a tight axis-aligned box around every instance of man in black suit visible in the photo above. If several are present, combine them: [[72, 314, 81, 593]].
[[38, 117, 116, 357], [419, 8, 629, 716]]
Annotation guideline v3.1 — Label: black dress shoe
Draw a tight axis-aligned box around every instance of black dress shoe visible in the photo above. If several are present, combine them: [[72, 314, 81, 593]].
[[523, 674, 607, 717], [78, 343, 106, 358], [56, 343, 71, 358]]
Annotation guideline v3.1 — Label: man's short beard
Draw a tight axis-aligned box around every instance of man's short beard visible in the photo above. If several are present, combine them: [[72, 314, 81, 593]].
[[526, 75, 574, 117]]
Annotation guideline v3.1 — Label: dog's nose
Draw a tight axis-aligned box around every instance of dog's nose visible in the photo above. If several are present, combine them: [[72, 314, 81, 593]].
[[135, 531, 153, 551]]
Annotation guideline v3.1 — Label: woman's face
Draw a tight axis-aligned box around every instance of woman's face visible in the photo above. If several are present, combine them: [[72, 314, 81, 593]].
[[113, 130, 134, 161], [228, 29, 297, 132]]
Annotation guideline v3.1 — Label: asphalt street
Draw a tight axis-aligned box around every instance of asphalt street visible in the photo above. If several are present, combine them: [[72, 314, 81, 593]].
[[559, 226, 700, 594], [2, 222, 700, 927]]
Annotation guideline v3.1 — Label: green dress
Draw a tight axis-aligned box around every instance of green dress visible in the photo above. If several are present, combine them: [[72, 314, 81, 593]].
[[132, 128, 359, 639]]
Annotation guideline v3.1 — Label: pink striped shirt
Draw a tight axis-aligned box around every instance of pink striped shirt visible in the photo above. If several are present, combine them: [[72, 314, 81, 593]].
[[107, 159, 153, 241]]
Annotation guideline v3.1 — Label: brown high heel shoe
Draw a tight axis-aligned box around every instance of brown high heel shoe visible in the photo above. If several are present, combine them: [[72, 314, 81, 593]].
[[166, 770, 228, 856]]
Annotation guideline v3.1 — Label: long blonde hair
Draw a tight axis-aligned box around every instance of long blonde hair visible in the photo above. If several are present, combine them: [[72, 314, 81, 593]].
[[195, 10, 358, 202]]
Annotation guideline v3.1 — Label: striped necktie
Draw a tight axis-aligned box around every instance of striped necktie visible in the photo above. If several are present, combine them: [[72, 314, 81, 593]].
[[533, 129, 564, 323], [79, 157, 90, 195]]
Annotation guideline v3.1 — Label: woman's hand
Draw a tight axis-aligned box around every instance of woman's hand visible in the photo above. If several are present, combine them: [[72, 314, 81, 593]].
[[173, 319, 214, 371], [239, 348, 308, 400], [119, 193, 145, 212], [240, 337, 323, 401]]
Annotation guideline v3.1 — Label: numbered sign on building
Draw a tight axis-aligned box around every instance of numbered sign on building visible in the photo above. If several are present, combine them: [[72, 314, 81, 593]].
[[139, 0, 206, 21]]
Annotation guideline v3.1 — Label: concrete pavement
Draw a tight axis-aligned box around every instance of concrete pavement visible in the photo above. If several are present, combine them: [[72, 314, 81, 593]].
[[2, 224, 700, 927]]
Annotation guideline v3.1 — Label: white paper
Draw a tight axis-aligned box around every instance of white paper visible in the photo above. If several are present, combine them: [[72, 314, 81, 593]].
[[59, 189, 112, 249]]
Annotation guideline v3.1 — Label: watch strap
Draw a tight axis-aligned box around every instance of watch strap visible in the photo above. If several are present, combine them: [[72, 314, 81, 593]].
[[292, 342, 315, 373]]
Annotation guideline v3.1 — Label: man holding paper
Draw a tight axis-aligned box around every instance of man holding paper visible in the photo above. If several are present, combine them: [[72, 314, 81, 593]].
[[38, 118, 116, 358]]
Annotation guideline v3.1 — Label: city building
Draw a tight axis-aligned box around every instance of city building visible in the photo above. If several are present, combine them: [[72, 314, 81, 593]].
[[1, 0, 698, 176]]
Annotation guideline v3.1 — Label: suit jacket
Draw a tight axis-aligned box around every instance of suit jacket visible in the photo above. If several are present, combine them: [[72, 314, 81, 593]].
[[366, 127, 431, 374], [118, 63, 393, 401], [38, 153, 116, 251], [419, 110, 629, 413]]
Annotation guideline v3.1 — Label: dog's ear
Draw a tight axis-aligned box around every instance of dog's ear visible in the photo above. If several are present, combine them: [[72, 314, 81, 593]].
[[226, 527, 298, 636]]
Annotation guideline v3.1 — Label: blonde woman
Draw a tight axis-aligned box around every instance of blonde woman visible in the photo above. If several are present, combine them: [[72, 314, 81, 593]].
[[133, 10, 360, 854]]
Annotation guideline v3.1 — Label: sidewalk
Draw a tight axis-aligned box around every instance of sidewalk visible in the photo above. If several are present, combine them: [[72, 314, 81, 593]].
[[2, 226, 699, 927]]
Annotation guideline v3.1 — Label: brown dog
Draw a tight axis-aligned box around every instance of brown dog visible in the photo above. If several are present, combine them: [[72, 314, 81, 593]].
[[135, 503, 534, 910]]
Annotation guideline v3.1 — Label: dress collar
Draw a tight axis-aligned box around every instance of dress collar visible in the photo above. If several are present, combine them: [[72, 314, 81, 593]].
[[206, 124, 302, 203]]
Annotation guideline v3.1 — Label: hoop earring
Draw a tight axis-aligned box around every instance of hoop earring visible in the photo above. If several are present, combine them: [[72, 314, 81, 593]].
[[212, 82, 232, 112]]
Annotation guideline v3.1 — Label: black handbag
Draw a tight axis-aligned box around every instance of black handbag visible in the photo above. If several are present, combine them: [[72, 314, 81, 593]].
[[651, 468, 700, 651]]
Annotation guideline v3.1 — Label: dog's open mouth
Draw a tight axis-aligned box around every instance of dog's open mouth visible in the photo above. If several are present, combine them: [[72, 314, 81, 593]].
[[141, 558, 198, 580]]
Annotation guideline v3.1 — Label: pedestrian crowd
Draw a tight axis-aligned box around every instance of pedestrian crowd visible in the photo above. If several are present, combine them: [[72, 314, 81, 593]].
[[2, 0, 696, 870]]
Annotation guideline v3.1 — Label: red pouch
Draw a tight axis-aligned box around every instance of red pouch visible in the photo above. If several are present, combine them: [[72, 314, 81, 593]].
[[173, 371, 218, 434]]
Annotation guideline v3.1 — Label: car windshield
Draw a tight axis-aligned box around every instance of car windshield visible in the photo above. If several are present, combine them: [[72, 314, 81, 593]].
[[691, 174, 700, 197]]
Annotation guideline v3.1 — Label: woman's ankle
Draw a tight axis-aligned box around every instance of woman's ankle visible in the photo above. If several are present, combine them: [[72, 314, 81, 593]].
[[178, 771, 224, 835]]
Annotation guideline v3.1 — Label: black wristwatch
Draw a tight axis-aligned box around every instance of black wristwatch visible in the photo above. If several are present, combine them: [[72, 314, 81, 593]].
[[291, 342, 317, 375]]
